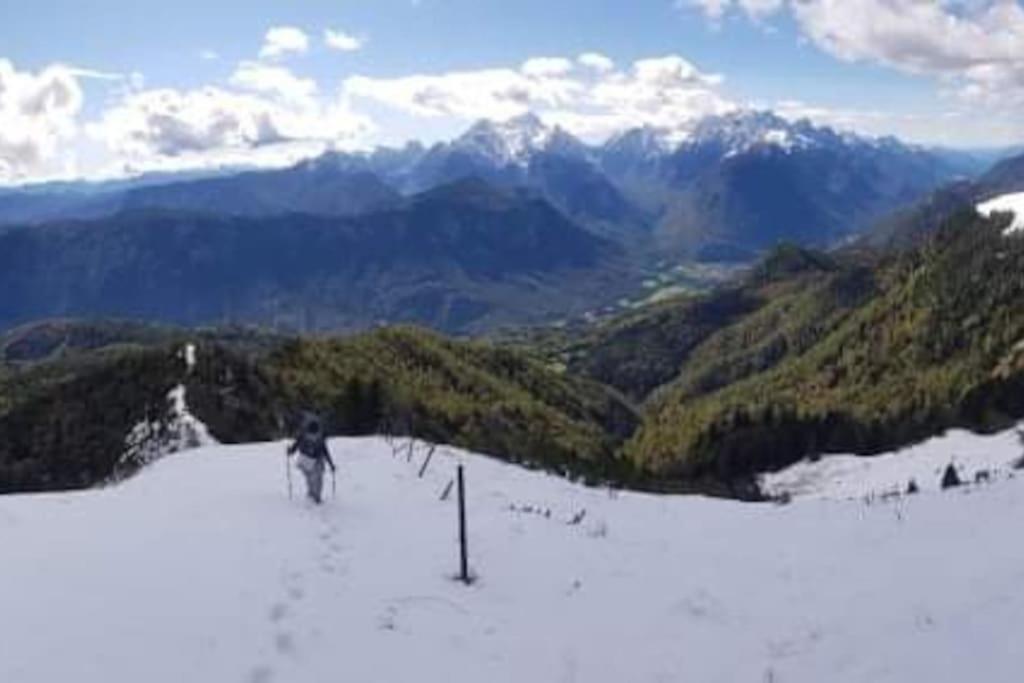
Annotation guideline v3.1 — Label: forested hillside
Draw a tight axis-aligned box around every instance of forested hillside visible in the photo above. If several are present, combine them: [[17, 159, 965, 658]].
[[0, 324, 636, 493], [616, 209, 1024, 480]]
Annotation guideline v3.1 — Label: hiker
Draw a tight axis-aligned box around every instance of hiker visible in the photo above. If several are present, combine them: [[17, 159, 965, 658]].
[[287, 415, 336, 504]]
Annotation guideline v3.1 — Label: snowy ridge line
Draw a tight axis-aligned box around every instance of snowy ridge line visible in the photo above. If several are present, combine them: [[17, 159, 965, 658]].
[[115, 343, 216, 480], [760, 423, 1024, 501]]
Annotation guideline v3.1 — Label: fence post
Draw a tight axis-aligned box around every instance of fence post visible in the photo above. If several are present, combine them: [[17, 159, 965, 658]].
[[418, 444, 437, 478], [457, 464, 470, 584]]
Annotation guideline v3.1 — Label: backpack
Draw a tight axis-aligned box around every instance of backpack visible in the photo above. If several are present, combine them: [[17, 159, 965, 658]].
[[297, 431, 326, 460]]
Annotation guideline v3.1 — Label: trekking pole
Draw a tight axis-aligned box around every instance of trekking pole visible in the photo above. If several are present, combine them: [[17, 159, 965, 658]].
[[332, 468, 337, 500], [286, 452, 293, 500]]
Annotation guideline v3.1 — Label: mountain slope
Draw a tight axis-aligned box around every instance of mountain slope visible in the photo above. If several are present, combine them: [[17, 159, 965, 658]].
[[565, 244, 875, 403], [637, 111, 963, 254], [864, 149, 1024, 249], [406, 114, 647, 237], [0, 180, 624, 334], [622, 208, 1024, 480], [120, 163, 400, 217], [3, 435, 1024, 682]]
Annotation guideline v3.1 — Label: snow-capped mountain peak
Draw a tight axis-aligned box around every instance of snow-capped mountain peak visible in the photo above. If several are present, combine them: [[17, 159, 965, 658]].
[[682, 109, 921, 160], [688, 110, 820, 156], [454, 113, 585, 166], [603, 125, 675, 160]]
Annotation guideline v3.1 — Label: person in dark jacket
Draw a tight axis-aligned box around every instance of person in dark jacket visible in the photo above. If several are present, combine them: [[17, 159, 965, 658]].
[[287, 415, 336, 504]]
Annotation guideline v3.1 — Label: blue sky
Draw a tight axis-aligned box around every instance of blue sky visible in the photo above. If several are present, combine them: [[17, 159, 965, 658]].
[[2, 0, 1023, 183]]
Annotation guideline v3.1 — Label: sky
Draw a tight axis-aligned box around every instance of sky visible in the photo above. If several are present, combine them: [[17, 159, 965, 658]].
[[2, 0, 1024, 184]]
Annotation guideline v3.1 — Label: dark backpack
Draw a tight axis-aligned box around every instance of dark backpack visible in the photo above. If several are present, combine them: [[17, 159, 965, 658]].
[[297, 431, 326, 460]]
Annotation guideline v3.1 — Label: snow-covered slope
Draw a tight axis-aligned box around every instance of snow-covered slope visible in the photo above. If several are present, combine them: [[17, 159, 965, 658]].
[[761, 423, 1024, 501], [3, 437, 1023, 682], [977, 191, 1024, 235]]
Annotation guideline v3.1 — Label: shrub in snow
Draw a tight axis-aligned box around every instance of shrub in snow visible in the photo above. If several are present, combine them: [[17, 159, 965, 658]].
[[941, 464, 961, 490], [907, 479, 919, 495]]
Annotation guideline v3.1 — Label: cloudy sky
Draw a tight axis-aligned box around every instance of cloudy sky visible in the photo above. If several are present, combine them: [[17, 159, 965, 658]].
[[3, 0, 1024, 184]]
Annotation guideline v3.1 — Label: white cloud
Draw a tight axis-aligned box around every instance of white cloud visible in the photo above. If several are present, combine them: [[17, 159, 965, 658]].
[[786, 0, 1024, 121], [324, 28, 365, 52], [688, 1, 1024, 118], [578, 52, 615, 73], [684, 0, 783, 20], [787, 0, 1024, 73], [344, 53, 733, 141], [0, 60, 84, 181], [88, 85, 372, 165], [259, 26, 310, 60], [199, 49, 220, 62], [521, 57, 574, 77], [684, 0, 732, 19], [230, 61, 317, 104]]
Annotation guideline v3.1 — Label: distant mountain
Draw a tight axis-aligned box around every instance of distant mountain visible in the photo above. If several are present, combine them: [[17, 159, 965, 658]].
[[440, 113, 589, 169], [120, 162, 399, 218], [865, 149, 1024, 249], [403, 114, 647, 237], [596, 111, 967, 255], [0, 179, 624, 334], [0, 109, 986, 261], [599, 126, 676, 183], [0, 168, 244, 226], [978, 151, 1024, 195], [406, 114, 584, 191]]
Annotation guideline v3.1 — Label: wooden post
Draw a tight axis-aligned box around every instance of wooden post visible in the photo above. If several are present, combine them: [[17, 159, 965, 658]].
[[457, 465, 469, 584], [418, 444, 437, 478]]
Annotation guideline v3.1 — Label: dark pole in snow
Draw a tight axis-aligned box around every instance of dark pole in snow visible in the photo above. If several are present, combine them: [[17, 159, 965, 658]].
[[457, 464, 469, 584], [418, 444, 437, 478]]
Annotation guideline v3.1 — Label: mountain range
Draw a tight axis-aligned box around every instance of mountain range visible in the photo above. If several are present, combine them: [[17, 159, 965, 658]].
[[0, 108, 1017, 334], [2, 110, 987, 242], [0, 179, 628, 333]]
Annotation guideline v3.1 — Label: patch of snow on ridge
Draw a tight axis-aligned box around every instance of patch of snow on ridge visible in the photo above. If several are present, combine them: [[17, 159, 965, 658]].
[[458, 113, 559, 166], [762, 129, 793, 151], [119, 384, 217, 476], [183, 342, 197, 370], [977, 192, 1024, 235], [760, 424, 1024, 501]]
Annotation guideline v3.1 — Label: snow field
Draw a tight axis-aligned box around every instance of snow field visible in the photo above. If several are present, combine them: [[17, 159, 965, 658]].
[[2, 436, 1023, 682]]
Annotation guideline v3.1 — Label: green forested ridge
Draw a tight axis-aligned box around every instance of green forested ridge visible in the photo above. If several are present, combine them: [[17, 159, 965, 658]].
[[0, 324, 637, 492], [265, 327, 638, 480], [624, 209, 1024, 479], [564, 242, 875, 403]]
